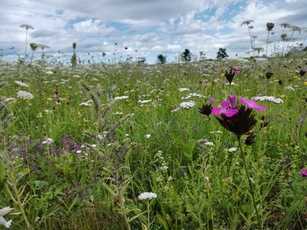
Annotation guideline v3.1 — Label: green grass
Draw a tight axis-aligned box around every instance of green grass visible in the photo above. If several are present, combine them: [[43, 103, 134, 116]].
[[0, 57, 306, 229]]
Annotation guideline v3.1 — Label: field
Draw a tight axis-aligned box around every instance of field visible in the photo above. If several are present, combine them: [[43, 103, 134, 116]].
[[0, 57, 306, 229]]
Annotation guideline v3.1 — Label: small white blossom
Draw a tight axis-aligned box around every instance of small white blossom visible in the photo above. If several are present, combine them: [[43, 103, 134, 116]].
[[178, 88, 190, 92], [0, 207, 13, 229], [252, 96, 284, 104], [228, 147, 238, 153], [17, 90, 34, 100], [80, 100, 92, 107], [204, 140, 214, 146], [172, 101, 195, 112], [42, 138, 54, 145], [138, 99, 152, 104], [144, 134, 151, 139], [138, 192, 157, 201], [14, 80, 29, 88], [114, 96, 129, 101]]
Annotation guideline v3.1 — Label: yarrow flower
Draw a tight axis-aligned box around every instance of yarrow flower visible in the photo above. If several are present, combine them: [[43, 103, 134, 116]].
[[0, 207, 13, 229], [252, 96, 284, 104], [138, 192, 157, 201], [210, 96, 266, 137], [172, 101, 195, 112], [14, 80, 29, 88], [16, 90, 34, 100]]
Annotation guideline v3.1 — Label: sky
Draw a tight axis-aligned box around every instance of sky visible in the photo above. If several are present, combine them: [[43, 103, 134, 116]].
[[0, 0, 307, 63]]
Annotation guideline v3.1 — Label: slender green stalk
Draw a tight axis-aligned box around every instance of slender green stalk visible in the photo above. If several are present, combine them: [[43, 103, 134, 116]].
[[147, 201, 151, 229], [237, 136, 261, 228]]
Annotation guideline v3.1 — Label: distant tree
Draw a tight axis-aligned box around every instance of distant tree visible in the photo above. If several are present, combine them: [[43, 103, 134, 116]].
[[157, 54, 166, 64], [216, 48, 229, 59], [181, 49, 192, 62], [71, 42, 78, 68]]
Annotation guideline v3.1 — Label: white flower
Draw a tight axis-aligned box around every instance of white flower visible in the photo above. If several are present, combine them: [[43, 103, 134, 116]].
[[138, 99, 152, 104], [144, 134, 151, 139], [0, 207, 13, 229], [204, 140, 214, 146], [138, 192, 157, 201], [17, 90, 34, 100], [3, 97, 16, 103], [181, 93, 204, 100], [80, 100, 92, 107], [172, 101, 195, 112], [14, 80, 29, 88], [42, 138, 54, 145], [252, 96, 284, 104], [114, 96, 129, 101], [178, 88, 190, 92], [228, 147, 238, 153], [160, 165, 168, 171], [285, 86, 295, 91]]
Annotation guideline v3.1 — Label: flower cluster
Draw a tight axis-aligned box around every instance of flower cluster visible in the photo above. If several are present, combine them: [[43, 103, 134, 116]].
[[200, 96, 266, 137]]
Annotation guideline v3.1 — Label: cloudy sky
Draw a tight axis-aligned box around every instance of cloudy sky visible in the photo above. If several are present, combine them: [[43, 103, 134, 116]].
[[0, 0, 307, 62]]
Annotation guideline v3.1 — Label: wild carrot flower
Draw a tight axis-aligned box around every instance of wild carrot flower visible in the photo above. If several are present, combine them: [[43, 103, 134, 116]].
[[211, 96, 266, 137], [138, 192, 157, 201], [17, 90, 34, 100]]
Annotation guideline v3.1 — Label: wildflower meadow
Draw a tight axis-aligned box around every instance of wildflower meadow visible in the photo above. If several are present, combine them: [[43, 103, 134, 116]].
[[0, 2, 307, 229]]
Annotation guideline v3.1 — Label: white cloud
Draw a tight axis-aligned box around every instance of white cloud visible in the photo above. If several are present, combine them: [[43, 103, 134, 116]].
[[0, 0, 306, 61]]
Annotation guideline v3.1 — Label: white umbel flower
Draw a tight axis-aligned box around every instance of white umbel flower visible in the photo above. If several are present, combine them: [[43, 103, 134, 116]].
[[228, 147, 238, 153], [178, 88, 190, 92], [252, 96, 284, 104], [138, 192, 157, 201], [14, 80, 29, 88], [17, 90, 34, 100], [172, 101, 195, 112], [42, 138, 54, 145], [114, 96, 129, 101], [0, 207, 13, 229]]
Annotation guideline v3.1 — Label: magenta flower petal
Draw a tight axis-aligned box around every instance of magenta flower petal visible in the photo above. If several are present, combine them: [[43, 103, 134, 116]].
[[227, 96, 237, 108], [211, 107, 221, 116], [223, 108, 239, 117], [300, 168, 307, 177], [240, 97, 266, 111]]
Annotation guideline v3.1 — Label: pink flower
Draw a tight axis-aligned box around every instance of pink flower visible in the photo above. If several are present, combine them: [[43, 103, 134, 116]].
[[231, 66, 241, 76], [212, 96, 239, 118], [210, 95, 266, 137], [300, 168, 307, 177], [240, 97, 266, 111]]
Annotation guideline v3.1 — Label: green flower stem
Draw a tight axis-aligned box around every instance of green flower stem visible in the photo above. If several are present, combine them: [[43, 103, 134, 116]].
[[237, 136, 261, 228]]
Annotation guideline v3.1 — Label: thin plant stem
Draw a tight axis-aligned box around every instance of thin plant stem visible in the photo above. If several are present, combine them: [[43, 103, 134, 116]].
[[147, 201, 150, 229], [237, 136, 261, 228]]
